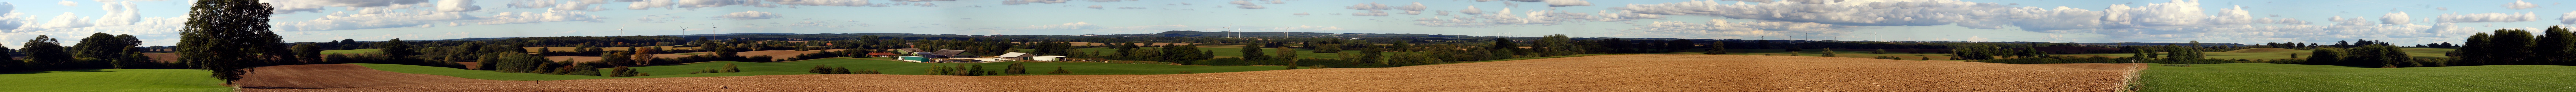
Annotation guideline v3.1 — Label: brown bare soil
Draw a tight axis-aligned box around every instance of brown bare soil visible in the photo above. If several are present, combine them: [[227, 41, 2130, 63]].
[[545, 50, 817, 63], [249, 54, 2136, 92], [238, 64, 501, 89]]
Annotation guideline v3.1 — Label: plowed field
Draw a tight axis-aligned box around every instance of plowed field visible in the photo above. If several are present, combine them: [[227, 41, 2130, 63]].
[[248, 54, 2140, 92]]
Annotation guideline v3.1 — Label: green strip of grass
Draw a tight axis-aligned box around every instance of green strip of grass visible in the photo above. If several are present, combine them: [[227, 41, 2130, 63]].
[[0, 69, 230, 92], [319, 49, 381, 54], [2139, 63, 2576, 92]]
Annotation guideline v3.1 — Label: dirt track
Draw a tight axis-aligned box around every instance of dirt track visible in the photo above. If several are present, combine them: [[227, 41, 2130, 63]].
[[249, 54, 2139, 92], [238, 64, 500, 89]]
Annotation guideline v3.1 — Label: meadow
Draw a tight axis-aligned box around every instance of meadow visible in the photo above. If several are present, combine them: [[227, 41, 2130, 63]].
[[2136, 63, 2576, 91], [0, 69, 231, 92]]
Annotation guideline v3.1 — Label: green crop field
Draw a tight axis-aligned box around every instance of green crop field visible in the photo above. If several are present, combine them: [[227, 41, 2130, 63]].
[[623, 58, 1288, 75], [2137, 63, 2576, 92], [319, 49, 381, 54], [0, 69, 231, 92], [356, 63, 809, 81]]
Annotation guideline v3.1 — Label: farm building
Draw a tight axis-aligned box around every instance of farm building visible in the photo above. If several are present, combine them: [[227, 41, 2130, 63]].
[[997, 52, 1033, 61], [930, 49, 969, 58], [1032, 56, 1065, 61], [884, 48, 924, 53], [897, 56, 930, 62]]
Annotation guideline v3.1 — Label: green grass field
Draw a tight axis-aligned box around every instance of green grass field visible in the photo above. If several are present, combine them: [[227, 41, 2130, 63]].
[[625, 58, 1288, 75], [319, 49, 381, 54], [2138, 63, 2576, 91], [0, 69, 231, 92]]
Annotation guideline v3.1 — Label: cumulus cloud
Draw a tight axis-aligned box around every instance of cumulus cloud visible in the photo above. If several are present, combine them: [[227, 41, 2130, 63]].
[[1414, 8, 1662, 27], [92, 1, 136, 26], [1002, 0, 1068, 5], [56, 1, 74, 6], [1396, 2, 1428, 15], [1352, 10, 1389, 16], [477, 10, 603, 25], [1229, 0, 1263, 9], [276, 11, 480, 31], [1619, 19, 1858, 39], [263, 0, 436, 13], [1459, 6, 1483, 15], [2506, 0, 2539, 10], [1021, 22, 1099, 30], [2381, 12, 2409, 25], [2563, 11, 2576, 24], [2437, 12, 2539, 23], [1345, 2, 1390, 10], [771, 0, 873, 7], [1543, 0, 1590, 7], [437, 0, 483, 12], [714, 11, 781, 20], [507, 0, 555, 8], [0, 3, 25, 31], [1604, 0, 2472, 44]]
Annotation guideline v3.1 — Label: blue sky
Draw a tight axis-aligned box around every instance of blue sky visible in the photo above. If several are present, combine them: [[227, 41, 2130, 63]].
[[0, 0, 2572, 46]]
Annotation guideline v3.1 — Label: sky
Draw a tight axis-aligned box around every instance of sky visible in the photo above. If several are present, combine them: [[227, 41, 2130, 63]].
[[0, 0, 2572, 46]]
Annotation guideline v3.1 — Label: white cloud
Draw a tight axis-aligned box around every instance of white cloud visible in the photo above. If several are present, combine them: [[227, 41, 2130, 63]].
[[92, 1, 135, 26], [1087, 5, 1102, 9], [1345, 2, 1389, 10], [2381, 12, 2408, 25], [1459, 6, 1483, 15], [714, 11, 781, 20], [2437, 12, 2539, 23], [1023, 22, 1098, 30], [507, 0, 556, 8], [277, 11, 480, 31], [1618, 19, 1857, 39], [626, 0, 675, 10], [2506, 0, 2540, 10], [2562, 11, 2575, 24], [770, 0, 872, 7], [1228, 0, 1263, 9], [437, 0, 483, 12], [477, 10, 603, 25], [56, 1, 75, 6], [1352, 10, 1388, 16], [263, 0, 437, 13], [1604, 0, 2472, 44], [1002, 0, 1068, 5], [1543, 0, 1590, 7], [36, 13, 92, 29], [1262, 25, 1345, 31], [1414, 8, 1659, 27], [1396, 2, 1428, 15]]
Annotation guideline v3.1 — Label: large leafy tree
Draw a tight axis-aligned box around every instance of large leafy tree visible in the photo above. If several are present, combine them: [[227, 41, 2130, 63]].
[[180, 0, 282, 84], [75, 33, 144, 68], [25, 35, 74, 69]]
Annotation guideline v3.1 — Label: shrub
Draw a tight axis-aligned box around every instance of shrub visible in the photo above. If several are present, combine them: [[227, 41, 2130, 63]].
[[720, 63, 741, 73], [1047, 66, 1072, 74], [809, 65, 834, 74], [1004, 62, 1027, 75], [1871, 49, 1888, 54], [1178, 71, 1194, 74]]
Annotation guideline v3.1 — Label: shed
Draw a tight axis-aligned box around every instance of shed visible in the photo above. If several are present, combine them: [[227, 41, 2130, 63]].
[[1033, 56, 1065, 61], [897, 56, 929, 62], [886, 48, 923, 53], [996, 52, 1033, 60]]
